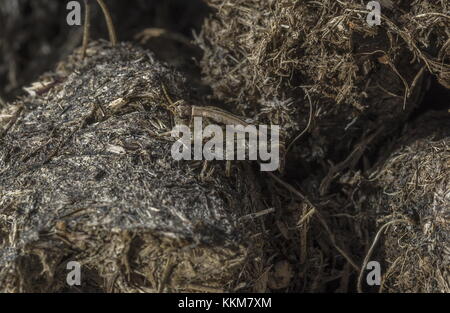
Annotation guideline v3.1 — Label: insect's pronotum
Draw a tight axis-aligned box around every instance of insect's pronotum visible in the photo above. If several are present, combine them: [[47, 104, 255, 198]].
[[82, 0, 117, 59]]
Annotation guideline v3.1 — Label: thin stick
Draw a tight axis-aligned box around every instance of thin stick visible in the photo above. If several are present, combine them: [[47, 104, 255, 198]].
[[82, 0, 91, 59], [357, 219, 411, 293], [96, 0, 118, 46], [0, 105, 23, 139], [161, 84, 178, 113], [266, 172, 359, 271], [287, 90, 314, 152], [158, 256, 175, 293]]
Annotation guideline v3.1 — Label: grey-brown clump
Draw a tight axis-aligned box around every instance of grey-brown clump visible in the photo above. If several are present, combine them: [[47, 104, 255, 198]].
[[0, 41, 265, 292], [365, 112, 449, 292], [197, 0, 448, 160]]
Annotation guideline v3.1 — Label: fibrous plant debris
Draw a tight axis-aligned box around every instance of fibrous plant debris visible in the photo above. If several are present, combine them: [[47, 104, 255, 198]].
[[0, 0, 448, 294], [0, 42, 267, 292], [197, 0, 448, 158], [363, 112, 449, 293], [195, 0, 449, 293]]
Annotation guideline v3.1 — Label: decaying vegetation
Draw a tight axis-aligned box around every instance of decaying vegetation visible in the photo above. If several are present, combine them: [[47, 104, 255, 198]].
[[365, 112, 449, 293], [196, 0, 449, 292], [0, 41, 267, 292], [197, 0, 448, 153], [0, 0, 448, 292]]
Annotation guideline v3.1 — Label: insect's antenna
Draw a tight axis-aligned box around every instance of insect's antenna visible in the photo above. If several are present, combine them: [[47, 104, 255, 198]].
[[81, 0, 91, 59], [96, 0, 118, 46]]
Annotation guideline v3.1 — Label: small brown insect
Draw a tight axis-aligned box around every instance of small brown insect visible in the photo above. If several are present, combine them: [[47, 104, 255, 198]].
[[161, 85, 286, 173]]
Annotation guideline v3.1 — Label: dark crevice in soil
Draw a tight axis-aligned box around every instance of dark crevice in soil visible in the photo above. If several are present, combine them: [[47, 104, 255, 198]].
[[410, 76, 450, 120]]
